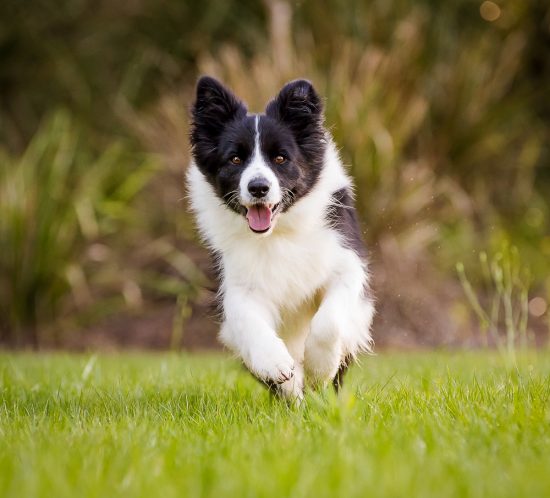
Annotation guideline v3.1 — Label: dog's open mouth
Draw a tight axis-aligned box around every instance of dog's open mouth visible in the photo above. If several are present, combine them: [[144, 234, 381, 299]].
[[245, 203, 280, 233]]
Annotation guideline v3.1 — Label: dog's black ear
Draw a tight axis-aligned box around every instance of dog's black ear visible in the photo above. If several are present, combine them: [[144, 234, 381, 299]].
[[265, 79, 323, 127], [191, 76, 247, 145], [266, 80, 325, 163]]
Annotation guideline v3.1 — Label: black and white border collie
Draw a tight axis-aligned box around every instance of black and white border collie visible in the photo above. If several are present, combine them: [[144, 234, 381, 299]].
[[187, 76, 374, 399]]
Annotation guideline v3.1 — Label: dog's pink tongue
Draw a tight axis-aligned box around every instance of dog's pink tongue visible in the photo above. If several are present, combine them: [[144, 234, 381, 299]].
[[246, 205, 272, 232]]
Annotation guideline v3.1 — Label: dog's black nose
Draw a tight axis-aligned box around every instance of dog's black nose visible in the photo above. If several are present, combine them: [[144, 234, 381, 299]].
[[248, 178, 270, 198]]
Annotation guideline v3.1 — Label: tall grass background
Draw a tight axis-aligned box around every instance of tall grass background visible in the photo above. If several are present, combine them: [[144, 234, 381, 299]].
[[0, 0, 548, 347]]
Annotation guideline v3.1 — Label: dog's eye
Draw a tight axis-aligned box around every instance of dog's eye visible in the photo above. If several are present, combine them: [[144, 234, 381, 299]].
[[230, 156, 242, 165], [274, 155, 286, 165]]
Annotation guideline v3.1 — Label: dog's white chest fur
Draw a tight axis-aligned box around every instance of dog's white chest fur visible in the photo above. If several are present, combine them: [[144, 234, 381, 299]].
[[223, 222, 337, 307]]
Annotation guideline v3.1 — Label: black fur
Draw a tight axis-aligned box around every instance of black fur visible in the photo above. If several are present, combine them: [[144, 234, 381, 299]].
[[264, 79, 326, 199], [191, 76, 248, 149], [325, 187, 367, 259], [332, 355, 353, 392], [190, 77, 326, 216]]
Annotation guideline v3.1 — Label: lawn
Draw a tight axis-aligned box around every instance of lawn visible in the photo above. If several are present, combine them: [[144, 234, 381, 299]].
[[1, 352, 549, 498]]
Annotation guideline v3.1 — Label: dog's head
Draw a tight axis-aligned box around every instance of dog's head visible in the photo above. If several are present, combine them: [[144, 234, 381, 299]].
[[190, 76, 326, 235]]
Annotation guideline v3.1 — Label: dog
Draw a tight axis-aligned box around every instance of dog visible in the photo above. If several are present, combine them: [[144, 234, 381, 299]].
[[187, 76, 374, 399]]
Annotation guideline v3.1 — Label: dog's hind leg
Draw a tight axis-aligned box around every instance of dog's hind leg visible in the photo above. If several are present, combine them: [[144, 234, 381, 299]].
[[332, 355, 352, 393]]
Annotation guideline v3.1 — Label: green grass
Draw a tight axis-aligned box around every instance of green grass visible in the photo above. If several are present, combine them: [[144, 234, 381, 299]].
[[1, 352, 549, 498]]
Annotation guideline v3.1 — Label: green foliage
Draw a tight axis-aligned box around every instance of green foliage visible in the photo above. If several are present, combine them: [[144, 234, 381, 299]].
[[0, 111, 157, 343], [0, 0, 267, 150], [457, 245, 531, 356], [1, 352, 550, 497]]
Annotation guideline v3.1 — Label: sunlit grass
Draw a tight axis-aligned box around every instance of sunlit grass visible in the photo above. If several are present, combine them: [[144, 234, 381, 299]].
[[1, 352, 549, 497]]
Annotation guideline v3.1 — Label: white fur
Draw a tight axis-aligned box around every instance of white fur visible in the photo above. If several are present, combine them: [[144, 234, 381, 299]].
[[187, 135, 374, 398], [238, 116, 282, 209]]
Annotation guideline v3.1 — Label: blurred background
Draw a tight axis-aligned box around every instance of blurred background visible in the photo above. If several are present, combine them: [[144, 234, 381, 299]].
[[1, 0, 549, 351]]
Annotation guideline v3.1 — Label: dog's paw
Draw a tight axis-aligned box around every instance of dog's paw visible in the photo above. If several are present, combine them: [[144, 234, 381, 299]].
[[304, 340, 342, 386], [304, 313, 342, 386], [279, 363, 304, 401], [246, 339, 295, 385]]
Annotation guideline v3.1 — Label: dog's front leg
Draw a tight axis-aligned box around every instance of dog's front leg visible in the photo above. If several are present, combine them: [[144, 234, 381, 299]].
[[304, 260, 368, 387], [220, 287, 295, 385]]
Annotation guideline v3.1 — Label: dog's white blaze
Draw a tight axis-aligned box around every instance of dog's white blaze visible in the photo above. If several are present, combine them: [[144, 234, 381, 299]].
[[187, 135, 374, 398], [238, 116, 282, 206]]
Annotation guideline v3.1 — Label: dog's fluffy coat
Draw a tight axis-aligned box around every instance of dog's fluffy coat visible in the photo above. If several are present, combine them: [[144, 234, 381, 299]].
[[187, 77, 374, 398]]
